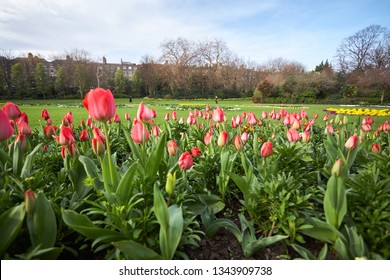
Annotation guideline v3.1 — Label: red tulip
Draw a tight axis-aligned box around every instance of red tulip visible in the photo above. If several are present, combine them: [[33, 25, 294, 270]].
[[233, 135, 244, 151], [15, 133, 27, 152], [79, 129, 89, 142], [217, 131, 228, 147], [178, 151, 193, 170], [167, 140, 178, 156], [24, 189, 35, 214], [58, 125, 75, 146], [16, 112, 28, 126], [3, 102, 21, 120], [371, 143, 381, 154], [136, 102, 153, 122], [383, 120, 390, 132], [82, 87, 116, 123], [171, 111, 177, 121], [191, 147, 202, 158], [44, 125, 57, 139], [0, 109, 14, 141], [287, 128, 300, 142], [131, 122, 149, 144], [345, 135, 358, 150], [41, 108, 50, 120], [113, 113, 121, 123], [125, 113, 130, 121], [260, 141, 273, 158], [18, 121, 32, 135]]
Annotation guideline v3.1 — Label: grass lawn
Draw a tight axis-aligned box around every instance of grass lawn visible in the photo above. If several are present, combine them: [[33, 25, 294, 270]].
[[2, 98, 389, 129]]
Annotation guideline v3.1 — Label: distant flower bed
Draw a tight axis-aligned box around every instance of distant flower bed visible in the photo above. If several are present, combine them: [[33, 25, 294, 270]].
[[325, 107, 390, 117]]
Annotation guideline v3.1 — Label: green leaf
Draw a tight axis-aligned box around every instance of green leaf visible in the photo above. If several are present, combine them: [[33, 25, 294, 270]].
[[244, 235, 288, 258], [291, 243, 316, 260], [25, 246, 63, 260], [153, 185, 169, 232], [12, 143, 23, 176], [0, 204, 25, 257], [145, 133, 167, 183], [205, 218, 242, 242], [185, 194, 225, 215], [101, 152, 120, 193], [225, 171, 251, 202], [299, 217, 339, 243], [21, 143, 43, 178], [27, 193, 57, 249], [116, 162, 139, 203], [79, 155, 100, 179], [324, 175, 346, 229], [112, 240, 163, 260], [62, 209, 124, 242], [165, 205, 183, 259]]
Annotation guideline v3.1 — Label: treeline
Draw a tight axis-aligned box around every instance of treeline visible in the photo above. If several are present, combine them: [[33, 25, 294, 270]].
[[0, 25, 389, 104]]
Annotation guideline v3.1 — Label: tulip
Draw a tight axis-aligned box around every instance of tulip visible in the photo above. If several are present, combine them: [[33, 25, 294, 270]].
[[300, 131, 310, 142], [204, 132, 213, 145], [287, 128, 300, 142], [131, 122, 149, 144], [191, 147, 202, 158], [247, 112, 257, 125], [212, 106, 225, 123], [291, 119, 300, 130], [231, 116, 238, 128], [18, 121, 32, 135], [325, 125, 334, 135], [165, 172, 176, 195], [79, 129, 89, 142], [167, 140, 178, 156], [15, 133, 27, 152], [262, 111, 268, 119], [260, 141, 273, 158], [0, 109, 14, 141], [345, 135, 358, 150], [125, 113, 130, 121], [217, 131, 228, 147], [82, 87, 116, 123], [113, 113, 121, 123], [44, 126, 57, 139], [178, 151, 193, 170], [179, 117, 184, 124], [3, 102, 21, 120], [171, 111, 177, 121], [323, 114, 329, 121], [152, 125, 160, 137], [41, 108, 50, 120], [331, 158, 343, 176], [383, 120, 390, 132], [371, 143, 381, 154], [164, 113, 170, 121], [241, 132, 248, 142], [136, 102, 153, 122], [92, 127, 106, 142], [233, 135, 244, 151], [92, 135, 105, 157], [24, 189, 35, 214], [58, 125, 75, 146]]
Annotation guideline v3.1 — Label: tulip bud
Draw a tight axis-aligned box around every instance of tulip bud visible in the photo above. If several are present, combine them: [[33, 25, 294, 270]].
[[165, 172, 176, 195], [217, 131, 228, 147], [345, 135, 358, 150], [167, 140, 178, 156], [92, 136, 105, 157], [343, 115, 349, 125], [24, 189, 35, 214], [191, 147, 202, 158], [178, 151, 193, 170], [233, 135, 244, 151], [371, 143, 381, 154], [331, 158, 342, 177], [260, 141, 273, 158], [334, 114, 340, 125]]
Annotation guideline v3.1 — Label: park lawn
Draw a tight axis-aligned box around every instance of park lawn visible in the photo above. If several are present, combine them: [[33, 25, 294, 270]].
[[2, 98, 389, 130]]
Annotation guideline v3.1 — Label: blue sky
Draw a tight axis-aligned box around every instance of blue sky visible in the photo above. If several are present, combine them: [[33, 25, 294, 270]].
[[0, 0, 389, 70]]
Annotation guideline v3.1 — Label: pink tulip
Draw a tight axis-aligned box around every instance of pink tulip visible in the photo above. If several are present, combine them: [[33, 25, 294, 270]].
[[361, 124, 371, 132], [212, 107, 225, 123], [113, 113, 121, 123], [125, 113, 130, 121], [325, 125, 334, 135], [300, 132, 310, 142], [164, 113, 170, 121], [241, 132, 248, 142], [191, 147, 202, 158], [15, 133, 27, 152], [178, 151, 193, 170], [171, 111, 177, 121], [3, 102, 21, 120], [231, 116, 238, 128], [247, 112, 257, 125], [204, 132, 213, 145], [131, 122, 149, 144], [217, 131, 229, 147], [0, 109, 14, 141], [152, 125, 160, 137], [323, 114, 329, 121], [287, 128, 300, 142], [260, 141, 273, 158], [345, 135, 358, 150], [262, 111, 268, 119], [82, 87, 116, 123], [167, 140, 178, 156]]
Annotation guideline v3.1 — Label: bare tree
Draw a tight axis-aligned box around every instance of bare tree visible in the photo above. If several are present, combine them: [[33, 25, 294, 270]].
[[336, 25, 388, 72]]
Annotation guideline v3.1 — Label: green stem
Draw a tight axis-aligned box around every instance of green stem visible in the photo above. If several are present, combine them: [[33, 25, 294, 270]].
[[264, 157, 267, 179], [103, 122, 115, 193]]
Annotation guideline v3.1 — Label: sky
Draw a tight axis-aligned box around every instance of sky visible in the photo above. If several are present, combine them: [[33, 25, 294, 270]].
[[1, 0, 389, 70]]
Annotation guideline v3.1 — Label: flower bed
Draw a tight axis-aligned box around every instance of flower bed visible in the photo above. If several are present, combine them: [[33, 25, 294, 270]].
[[1, 89, 390, 260]]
